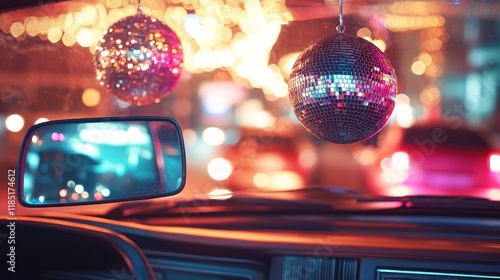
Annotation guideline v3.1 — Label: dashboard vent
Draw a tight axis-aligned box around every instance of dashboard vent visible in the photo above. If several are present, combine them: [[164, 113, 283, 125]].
[[377, 268, 500, 279], [281, 256, 358, 280]]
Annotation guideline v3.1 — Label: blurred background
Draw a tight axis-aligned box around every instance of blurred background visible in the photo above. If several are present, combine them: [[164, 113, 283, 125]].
[[1, 0, 500, 208]]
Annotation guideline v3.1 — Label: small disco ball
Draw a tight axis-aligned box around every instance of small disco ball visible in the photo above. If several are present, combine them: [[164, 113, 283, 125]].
[[94, 14, 183, 106], [288, 33, 397, 144]]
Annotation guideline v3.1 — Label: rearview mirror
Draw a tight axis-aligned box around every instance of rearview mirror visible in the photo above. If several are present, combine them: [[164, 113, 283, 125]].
[[17, 117, 186, 207]]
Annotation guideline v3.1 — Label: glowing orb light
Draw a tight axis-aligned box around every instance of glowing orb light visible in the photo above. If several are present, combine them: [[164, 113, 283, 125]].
[[94, 14, 183, 106], [288, 33, 397, 144]]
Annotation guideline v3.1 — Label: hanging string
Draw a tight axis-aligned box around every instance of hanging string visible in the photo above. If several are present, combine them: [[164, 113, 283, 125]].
[[336, 0, 345, 33], [137, 0, 143, 15]]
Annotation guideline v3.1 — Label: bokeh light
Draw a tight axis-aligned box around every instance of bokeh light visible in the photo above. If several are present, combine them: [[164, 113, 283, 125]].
[[94, 14, 183, 105], [10, 22, 25, 38], [207, 158, 233, 181], [2, 0, 288, 100], [77, 28, 94, 47], [5, 114, 24, 132], [182, 129, 197, 147], [202, 127, 225, 146], [288, 33, 397, 144], [59, 189, 68, 198], [35, 118, 49, 125], [420, 87, 441, 106], [74, 184, 84, 194], [411, 60, 426, 75], [353, 147, 378, 166], [48, 27, 63, 43], [208, 188, 233, 200], [253, 172, 270, 188], [82, 88, 101, 107]]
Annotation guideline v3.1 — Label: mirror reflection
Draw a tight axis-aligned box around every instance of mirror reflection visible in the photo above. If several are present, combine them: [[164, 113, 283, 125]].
[[21, 119, 185, 205]]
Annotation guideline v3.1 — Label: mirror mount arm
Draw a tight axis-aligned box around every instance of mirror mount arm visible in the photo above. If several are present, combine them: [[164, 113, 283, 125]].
[[149, 123, 168, 191]]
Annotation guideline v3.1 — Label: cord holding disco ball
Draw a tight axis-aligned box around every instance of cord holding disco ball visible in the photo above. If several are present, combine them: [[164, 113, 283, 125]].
[[288, 0, 398, 144]]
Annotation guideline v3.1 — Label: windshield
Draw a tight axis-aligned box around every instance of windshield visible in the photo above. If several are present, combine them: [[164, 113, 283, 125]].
[[1, 0, 500, 210]]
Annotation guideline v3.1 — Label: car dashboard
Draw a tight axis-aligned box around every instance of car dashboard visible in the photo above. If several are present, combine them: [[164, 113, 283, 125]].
[[4, 211, 500, 280]]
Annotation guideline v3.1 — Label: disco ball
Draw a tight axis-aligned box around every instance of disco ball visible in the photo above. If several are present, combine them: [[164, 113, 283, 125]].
[[288, 33, 397, 144], [94, 14, 183, 106]]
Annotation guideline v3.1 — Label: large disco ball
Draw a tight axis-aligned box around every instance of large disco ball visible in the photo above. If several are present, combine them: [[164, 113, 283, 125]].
[[288, 33, 397, 144], [94, 14, 183, 106]]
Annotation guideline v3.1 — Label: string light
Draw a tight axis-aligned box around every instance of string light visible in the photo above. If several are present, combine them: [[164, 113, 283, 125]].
[[3, 0, 289, 99]]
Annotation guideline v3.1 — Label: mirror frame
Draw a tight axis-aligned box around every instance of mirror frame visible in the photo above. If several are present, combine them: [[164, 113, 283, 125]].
[[17, 116, 186, 207]]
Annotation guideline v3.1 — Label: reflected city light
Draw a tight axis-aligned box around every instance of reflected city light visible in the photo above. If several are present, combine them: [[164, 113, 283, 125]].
[[81, 191, 90, 199], [3, 0, 500, 206], [384, 14, 445, 32], [251, 111, 275, 128], [5, 114, 24, 132], [357, 27, 386, 52], [380, 151, 410, 185]]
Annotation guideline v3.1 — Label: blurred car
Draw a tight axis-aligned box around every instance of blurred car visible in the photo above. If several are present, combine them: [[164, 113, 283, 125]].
[[362, 123, 500, 198], [211, 127, 316, 191]]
